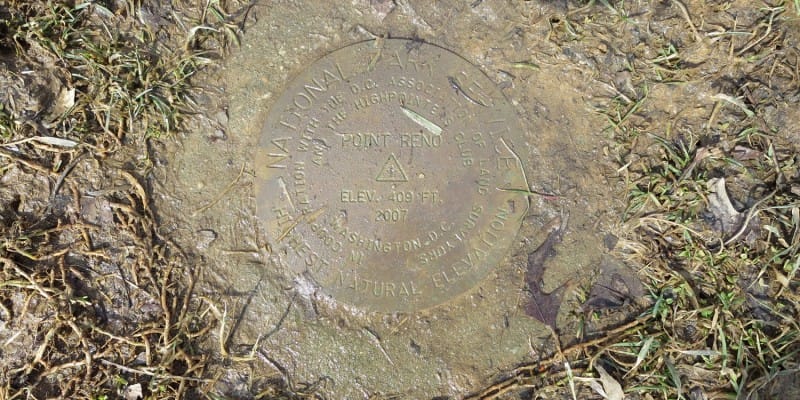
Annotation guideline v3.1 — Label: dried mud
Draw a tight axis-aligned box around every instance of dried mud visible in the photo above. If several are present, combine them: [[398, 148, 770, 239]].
[[160, 1, 643, 398], [2, 0, 799, 399]]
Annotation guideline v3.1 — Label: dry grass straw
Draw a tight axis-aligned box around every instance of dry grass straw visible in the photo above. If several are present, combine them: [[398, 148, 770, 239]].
[[3, 0, 799, 399], [471, 1, 800, 399], [0, 0, 274, 399]]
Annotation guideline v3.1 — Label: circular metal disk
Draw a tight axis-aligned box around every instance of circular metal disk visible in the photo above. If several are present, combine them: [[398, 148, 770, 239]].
[[255, 39, 529, 312]]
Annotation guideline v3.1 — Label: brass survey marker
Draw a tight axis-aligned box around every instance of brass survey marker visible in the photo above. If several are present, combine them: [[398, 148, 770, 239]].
[[256, 39, 530, 312]]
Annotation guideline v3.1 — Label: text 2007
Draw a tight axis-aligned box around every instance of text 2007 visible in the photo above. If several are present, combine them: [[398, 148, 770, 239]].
[[376, 208, 408, 222]]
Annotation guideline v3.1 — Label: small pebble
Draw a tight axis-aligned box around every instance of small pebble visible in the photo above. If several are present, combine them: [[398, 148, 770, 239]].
[[196, 229, 217, 250]]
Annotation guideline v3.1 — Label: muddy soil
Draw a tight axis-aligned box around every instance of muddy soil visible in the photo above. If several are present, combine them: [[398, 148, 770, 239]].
[[156, 1, 635, 398], [3, 0, 799, 399]]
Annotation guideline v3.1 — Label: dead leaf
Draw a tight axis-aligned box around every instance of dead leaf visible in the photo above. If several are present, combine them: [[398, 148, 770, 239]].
[[589, 380, 607, 399], [123, 383, 142, 400], [526, 281, 569, 330], [706, 177, 742, 235], [50, 87, 75, 119], [31, 136, 78, 148], [583, 257, 645, 312], [1, 136, 78, 148], [732, 145, 762, 161], [591, 365, 625, 400], [524, 214, 569, 330]]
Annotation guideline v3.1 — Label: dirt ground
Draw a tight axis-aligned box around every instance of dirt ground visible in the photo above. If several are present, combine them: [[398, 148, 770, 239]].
[[1, 0, 799, 399]]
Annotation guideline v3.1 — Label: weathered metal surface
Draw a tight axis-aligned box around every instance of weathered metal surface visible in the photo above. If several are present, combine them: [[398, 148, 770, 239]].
[[255, 39, 529, 312]]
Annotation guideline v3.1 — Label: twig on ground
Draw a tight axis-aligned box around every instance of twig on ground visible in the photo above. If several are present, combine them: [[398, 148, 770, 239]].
[[99, 359, 211, 383]]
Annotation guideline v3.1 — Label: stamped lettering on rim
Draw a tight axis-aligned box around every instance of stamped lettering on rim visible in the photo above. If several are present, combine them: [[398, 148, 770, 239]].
[[255, 39, 530, 312]]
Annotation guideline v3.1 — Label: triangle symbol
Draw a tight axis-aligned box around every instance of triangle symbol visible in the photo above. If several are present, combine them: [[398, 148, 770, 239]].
[[376, 153, 408, 182]]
